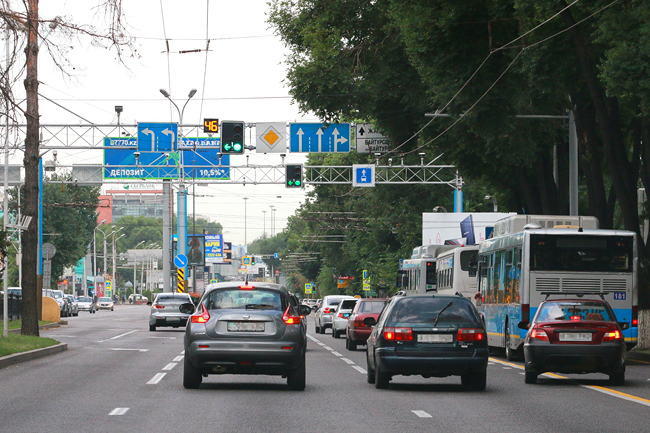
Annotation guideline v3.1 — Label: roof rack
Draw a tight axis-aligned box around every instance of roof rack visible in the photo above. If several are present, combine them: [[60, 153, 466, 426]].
[[540, 292, 606, 301]]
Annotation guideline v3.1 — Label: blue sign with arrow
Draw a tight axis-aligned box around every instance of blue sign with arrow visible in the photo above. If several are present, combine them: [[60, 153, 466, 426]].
[[289, 123, 350, 153], [174, 254, 188, 268], [138, 122, 178, 152]]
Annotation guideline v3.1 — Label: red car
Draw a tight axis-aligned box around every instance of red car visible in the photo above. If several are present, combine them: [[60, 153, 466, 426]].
[[345, 298, 387, 350]]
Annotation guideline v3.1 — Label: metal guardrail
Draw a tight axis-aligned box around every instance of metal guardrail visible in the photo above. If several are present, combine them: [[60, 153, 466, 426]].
[[0, 294, 22, 321]]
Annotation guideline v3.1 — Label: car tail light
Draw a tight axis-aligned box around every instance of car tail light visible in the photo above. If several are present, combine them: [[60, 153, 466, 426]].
[[324, 308, 331, 314], [570, 315, 581, 321], [530, 328, 549, 342], [602, 329, 622, 342], [354, 320, 365, 328], [338, 313, 347, 318], [632, 306, 638, 327], [457, 328, 486, 342], [153, 305, 165, 309], [383, 327, 413, 341], [239, 285, 254, 290], [191, 304, 210, 323], [282, 306, 301, 325]]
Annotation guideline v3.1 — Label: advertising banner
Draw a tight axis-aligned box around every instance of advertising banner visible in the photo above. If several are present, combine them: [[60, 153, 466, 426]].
[[205, 234, 224, 264], [187, 235, 205, 266], [422, 212, 515, 246]]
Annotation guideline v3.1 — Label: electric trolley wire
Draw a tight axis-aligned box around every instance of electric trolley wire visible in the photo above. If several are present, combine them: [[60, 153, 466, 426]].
[[198, 0, 211, 123]]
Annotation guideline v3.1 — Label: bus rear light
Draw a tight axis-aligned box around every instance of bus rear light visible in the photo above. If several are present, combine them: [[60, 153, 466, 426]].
[[191, 304, 210, 323], [632, 306, 638, 327], [457, 328, 486, 342], [531, 328, 549, 342], [384, 327, 413, 341]]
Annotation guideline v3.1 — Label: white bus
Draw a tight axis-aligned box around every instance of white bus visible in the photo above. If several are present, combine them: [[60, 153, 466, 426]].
[[476, 215, 637, 359], [398, 245, 456, 295], [435, 245, 479, 301]]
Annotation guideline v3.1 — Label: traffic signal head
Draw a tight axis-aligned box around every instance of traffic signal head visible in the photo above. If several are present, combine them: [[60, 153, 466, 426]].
[[251, 256, 256, 265], [221, 121, 245, 154], [286, 164, 303, 188]]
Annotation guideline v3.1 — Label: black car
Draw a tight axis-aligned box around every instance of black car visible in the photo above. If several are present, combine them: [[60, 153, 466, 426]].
[[519, 297, 628, 385], [365, 294, 488, 390], [181, 282, 312, 390]]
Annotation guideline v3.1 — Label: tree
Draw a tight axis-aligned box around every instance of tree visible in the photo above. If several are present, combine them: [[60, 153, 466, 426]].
[[0, 1, 135, 336]]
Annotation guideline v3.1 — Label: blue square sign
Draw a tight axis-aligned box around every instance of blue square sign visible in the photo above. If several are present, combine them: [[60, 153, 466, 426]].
[[352, 165, 375, 187]]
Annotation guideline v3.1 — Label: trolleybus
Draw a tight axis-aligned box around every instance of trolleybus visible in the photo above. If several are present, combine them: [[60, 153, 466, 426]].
[[399, 245, 455, 295], [435, 245, 479, 301]]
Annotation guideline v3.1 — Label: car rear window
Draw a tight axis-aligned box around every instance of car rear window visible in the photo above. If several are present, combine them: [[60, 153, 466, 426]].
[[340, 300, 358, 310], [205, 289, 284, 311], [537, 301, 613, 322], [157, 295, 190, 304], [360, 301, 386, 313], [390, 297, 479, 325]]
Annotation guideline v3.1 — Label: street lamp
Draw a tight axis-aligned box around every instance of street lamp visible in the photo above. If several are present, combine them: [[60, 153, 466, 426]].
[[269, 205, 275, 236], [133, 240, 145, 296], [159, 88, 197, 129], [92, 219, 107, 299], [112, 232, 125, 293], [485, 195, 498, 212], [433, 206, 447, 213], [262, 210, 267, 238], [243, 197, 249, 248]]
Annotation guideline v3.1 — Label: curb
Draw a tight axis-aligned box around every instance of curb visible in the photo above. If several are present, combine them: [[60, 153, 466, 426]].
[[0, 342, 68, 370], [627, 350, 650, 363], [7, 322, 62, 334]]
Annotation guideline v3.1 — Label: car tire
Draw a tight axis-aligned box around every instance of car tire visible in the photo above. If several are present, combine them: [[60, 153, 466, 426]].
[[149, 325, 156, 332], [524, 370, 537, 384], [315, 323, 321, 334], [346, 335, 357, 351], [332, 329, 339, 338], [183, 356, 202, 389], [319, 324, 325, 334], [287, 355, 306, 391], [463, 371, 486, 391], [374, 357, 390, 389], [609, 371, 625, 386], [366, 357, 375, 384], [111, 308, 114, 311]]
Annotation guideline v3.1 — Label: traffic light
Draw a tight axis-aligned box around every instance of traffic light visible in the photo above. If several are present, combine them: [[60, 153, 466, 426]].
[[221, 121, 244, 154], [251, 256, 256, 266], [286, 164, 303, 188]]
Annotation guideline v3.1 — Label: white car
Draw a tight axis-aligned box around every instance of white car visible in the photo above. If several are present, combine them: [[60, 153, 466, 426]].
[[97, 297, 114, 311], [314, 295, 356, 334], [331, 298, 358, 338], [77, 296, 96, 313]]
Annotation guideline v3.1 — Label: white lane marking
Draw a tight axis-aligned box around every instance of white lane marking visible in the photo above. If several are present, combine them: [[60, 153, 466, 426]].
[[148, 337, 176, 339], [97, 330, 138, 343], [502, 367, 512, 370], [323, 346, 333, 351], [173, 356, 184, 362], [108, 408, 129, 416], [489, 358, 650, 407], [332, 351, 342, 357], [341, 358, 355, 365], [181, 350, 185, 355], [146, 373, 167, 385], [412, 410, 432, 418], [162, 363, 177, 371], [110, 348, 148, 352], [352, 365, 367, 374]]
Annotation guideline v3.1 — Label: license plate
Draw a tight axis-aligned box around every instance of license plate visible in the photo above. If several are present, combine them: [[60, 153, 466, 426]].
[[417, 334, 453, 343], [227, 322, 265, 332], [167, 317, 180, 322], [558, 332, 592, 342]]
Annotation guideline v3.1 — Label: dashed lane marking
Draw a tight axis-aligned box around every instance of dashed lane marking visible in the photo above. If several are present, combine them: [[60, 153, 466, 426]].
[[173, 356, 184, 362], [97, 330, 137, 343], [162, 363, 177, 371], [110, 348, 148, 352], [146, 373, 166, 385], [352, 365, 367, 374], [341, 358, 355, 365], [412, 410, 432, 418], [332, 351, 342, 357], [108, 408, 129, 416], [148, 337, 176, 339]]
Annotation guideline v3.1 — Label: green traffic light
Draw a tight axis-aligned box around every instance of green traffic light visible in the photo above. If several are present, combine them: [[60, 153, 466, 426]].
[[295, 180, 301, 186], [233, 142, 243, 152]]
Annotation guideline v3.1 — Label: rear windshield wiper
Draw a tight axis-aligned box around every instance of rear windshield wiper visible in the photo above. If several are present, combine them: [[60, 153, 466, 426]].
[[432, 301, 454, 327]]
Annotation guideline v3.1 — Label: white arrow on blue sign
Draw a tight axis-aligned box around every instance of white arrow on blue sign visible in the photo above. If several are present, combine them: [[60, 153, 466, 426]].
[[174, 254, 188, 268], [289, 123, 350, 153], [352, 164, 375, 187], [138, 122, 178, 152]]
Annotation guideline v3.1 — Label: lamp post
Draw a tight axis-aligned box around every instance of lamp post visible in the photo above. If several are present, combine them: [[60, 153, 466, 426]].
[[262, 210, 267, 238], [485, 195, 498, 212], [133, 240, 145, 296], [112, 232, 125, 293], [243, 197, 248, 249], [269, 205, 275, 236], [93, 219, 107, 299]]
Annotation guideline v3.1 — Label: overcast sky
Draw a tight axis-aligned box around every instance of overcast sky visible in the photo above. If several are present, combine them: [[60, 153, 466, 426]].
[[14, 0, 319, 247]]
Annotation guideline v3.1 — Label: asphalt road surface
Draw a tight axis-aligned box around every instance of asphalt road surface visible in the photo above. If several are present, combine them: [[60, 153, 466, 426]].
[[1, 304, 649, 433]]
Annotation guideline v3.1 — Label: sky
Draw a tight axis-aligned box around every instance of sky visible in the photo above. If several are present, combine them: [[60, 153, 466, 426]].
[[16, 0, 319, 247]]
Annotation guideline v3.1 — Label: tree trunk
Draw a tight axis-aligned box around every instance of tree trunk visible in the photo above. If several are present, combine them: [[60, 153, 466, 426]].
[[21, 0, 40, 337]]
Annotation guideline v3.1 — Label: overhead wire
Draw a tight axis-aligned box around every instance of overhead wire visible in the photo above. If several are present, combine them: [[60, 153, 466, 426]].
[[199, 0, 211, 122], [159, 0, 173, 121]]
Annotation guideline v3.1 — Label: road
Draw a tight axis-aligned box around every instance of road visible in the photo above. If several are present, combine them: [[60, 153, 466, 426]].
[[1, 304, 649, 432]]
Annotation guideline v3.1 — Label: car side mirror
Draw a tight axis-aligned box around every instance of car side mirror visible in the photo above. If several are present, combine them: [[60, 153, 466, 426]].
[[147, 301, 152, 306], [517, 321, 530, 330], [298, 305, 312, 316], [619, 322, 630, 331], [363, 317, 377, 327], [179, 302, 195, 315]]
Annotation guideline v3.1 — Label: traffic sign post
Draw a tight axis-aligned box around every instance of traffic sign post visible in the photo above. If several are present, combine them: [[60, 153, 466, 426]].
[[352, 165, 375, 187], [177, 268, 185, 293], [305, 283, 313, 294], [289, 123, 351, 153]]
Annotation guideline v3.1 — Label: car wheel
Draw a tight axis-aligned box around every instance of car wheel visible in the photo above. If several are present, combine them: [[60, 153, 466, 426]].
[[374, 357, 390, 389], [287, 355, 306, 391], [347, 335, 357, 351], [366, 356, 375, 384], [524, 370, 537, 384], [183, 356, 202, 389], [332, 329, 339, 338], [319, 324, 325, 334], [149, 325, 156, 332], [315, 323, 321, 334], [111, 308, 114, 311], [609, 371, 625, 386], [465, 371, 486, 391]]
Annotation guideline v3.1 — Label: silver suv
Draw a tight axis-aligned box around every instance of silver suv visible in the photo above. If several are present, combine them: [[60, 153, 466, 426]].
[[181, 282, 312, 390], [314, 295, 356, 334], [148, 292, 193, 331]]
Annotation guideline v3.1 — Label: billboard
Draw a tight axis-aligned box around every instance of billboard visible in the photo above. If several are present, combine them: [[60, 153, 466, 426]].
[[187, 235, 205, 266], [422, 212, 515, 246], [205, 234, 224, 264]]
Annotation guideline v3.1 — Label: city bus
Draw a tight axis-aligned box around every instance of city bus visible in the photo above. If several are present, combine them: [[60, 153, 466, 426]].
[[476, 215, 637, 360], [435, 245, 479, 301], [398, 245, 456, 295]]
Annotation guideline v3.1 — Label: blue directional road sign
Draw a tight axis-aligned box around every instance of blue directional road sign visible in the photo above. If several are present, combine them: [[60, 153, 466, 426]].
[[174, 254, 188, 268], [138, 122, 178, 152], [289, 123, 350, 153], [103, 137, 230, 180], [352, 164, 375, 187]]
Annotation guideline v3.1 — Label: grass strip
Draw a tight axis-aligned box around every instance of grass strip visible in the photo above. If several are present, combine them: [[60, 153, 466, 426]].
[[0, 333, 60, 357], [6, 320, 53, 330]]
